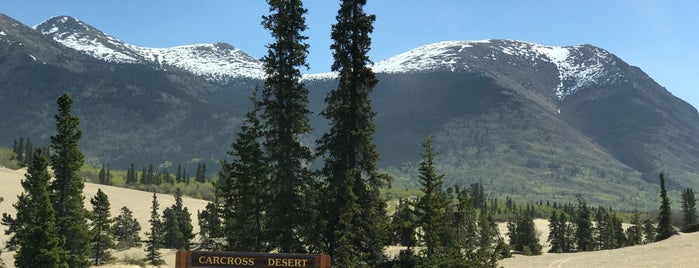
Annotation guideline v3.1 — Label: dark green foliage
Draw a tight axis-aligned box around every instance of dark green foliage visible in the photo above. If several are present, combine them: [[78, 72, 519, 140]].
[[574, 198, 594, 251], [196, 162, 207, 183], [112, 206, 141, 249], [219, 90, 270, 252], [548, 211, 567, 253], [198, 201, 223, 250], [49, 93, 91, 268], [90, 189, 114, 265], [125, 163, 138, 184], [162, 188, 194, 249], [414, 136, 450, 258], [261, 0, 315, 253], [316, 1, 390, 264], [593, 207, 625, 250], [625, 210, 644, 245], [2, 147, 69, 268], [98, 164, 112, 185], [656, 173, 675, 241], [11, 137, 34, 167], [507, 207, 541, 255], [162, 207, 184, 249], [391, 198, 417, 248], [643, 221, 657, 243], [144, 193, 164, 265], [681, 188, 696, 227]]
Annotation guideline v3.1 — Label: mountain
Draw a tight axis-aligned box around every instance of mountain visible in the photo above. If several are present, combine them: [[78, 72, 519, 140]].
[[35, 16, 264, 81], [2, 14, 699, 209]]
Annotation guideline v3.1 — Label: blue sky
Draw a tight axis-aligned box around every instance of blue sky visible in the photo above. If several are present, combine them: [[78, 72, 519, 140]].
[[3, 0, 698, 108]]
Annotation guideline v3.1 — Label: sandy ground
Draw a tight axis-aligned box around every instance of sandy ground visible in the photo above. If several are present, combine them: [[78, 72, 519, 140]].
[[0, 167, 208, 268], [3, 167, 699, 267]]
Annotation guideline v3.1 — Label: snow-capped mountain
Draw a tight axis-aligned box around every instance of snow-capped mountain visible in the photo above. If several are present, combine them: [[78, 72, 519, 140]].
[[372, 39, 622, 100], [35, 16, 264, 81]]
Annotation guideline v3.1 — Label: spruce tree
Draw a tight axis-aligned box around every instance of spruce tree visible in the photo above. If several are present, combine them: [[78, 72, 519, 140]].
[[574, 198, 594, 251], [681, 188, 696, 227], [261, 0, 314, 253], [174, 188, 194, 249], [414, 136, 450, 259], [90, 189, 114, 265], [316, 0, 390, 265], [1, 147, 69, 268], [162, 207, 184, 249], [98, 165, 107, 184], [125, 163, 137, 184], [656, 172, 675, 241], [198, 202, 223, 250], [49, 93, 91, 267], [391, 198, 417, 248], [220, 89, 270, 252], [112, 206, 141, 249], [625, 210, 644, 246], [144, 193, 164, 265]]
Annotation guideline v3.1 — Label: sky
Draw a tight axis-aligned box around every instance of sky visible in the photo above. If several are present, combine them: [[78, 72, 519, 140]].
[[2, 0, 698, 108]]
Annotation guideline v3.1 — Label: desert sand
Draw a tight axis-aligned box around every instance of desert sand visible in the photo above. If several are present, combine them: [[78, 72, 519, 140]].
[[0, 167, 208, 267], [2, 166, 699, 267]]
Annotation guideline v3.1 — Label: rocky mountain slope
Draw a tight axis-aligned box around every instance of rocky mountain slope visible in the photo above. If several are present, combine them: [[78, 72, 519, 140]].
[[2, 14, 698, 208]]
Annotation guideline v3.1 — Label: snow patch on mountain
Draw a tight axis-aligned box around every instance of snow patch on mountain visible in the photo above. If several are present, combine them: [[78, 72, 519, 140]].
[[373, 39, 618, 99], [372, 40, 490, 73], [35, 16, 264, 81]]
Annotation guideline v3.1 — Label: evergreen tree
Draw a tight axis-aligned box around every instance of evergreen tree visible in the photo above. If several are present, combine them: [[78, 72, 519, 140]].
[[644, 221, 657, 243], [391, 198, 417, 248], [49, 93, 91, 267], [144, 193, 164, 265], [316, 0, 390, 265], [15, 137, 25, 165], [98, 165, 107, 184], [112, 206, 141, 249], [90, 189, 114, 265], [176, 164, 183, 183], [507, 208, 541, 255], [198, 201, 223, 250], [196, 162, 207, 183], [125, 163, 137, 184], [547, 211, 564, 253], [23, 138, 33, 167], [625, 210, 644, 246], [656, 173, 675, 241], [174, 188, 194, 249], [681, 188, 696, 227], [162, 207, 183, 249], [414, 136, 450, 259], [261, 0, 314, 253], [219, 89, 271, 252], [1, 147, 69, 268], [574, 198, 594, 251]]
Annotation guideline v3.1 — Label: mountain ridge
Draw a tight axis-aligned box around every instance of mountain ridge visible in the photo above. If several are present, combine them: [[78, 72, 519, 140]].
[[3, 13, 699, 209]]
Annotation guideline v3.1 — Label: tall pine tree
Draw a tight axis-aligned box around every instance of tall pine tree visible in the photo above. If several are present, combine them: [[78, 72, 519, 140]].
[[220, 89, 271, 252], [144, 193, 164, 265], [316, 0, 390, 265], [90, 189, 114, 265], [261, 0, 314, 253], [656, 172, 675, 241], [49, 93, 91, 267], [681, 188, 696, 227], [1, 147, 69, 268], [414, 136, 450, 259]]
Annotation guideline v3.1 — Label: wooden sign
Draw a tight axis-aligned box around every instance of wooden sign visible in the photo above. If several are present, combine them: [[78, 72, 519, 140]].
[[176, 250, 331, 268]]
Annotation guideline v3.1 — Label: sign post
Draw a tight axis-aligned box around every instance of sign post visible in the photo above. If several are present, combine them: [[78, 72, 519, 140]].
[[176, 251, 331, 268]]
